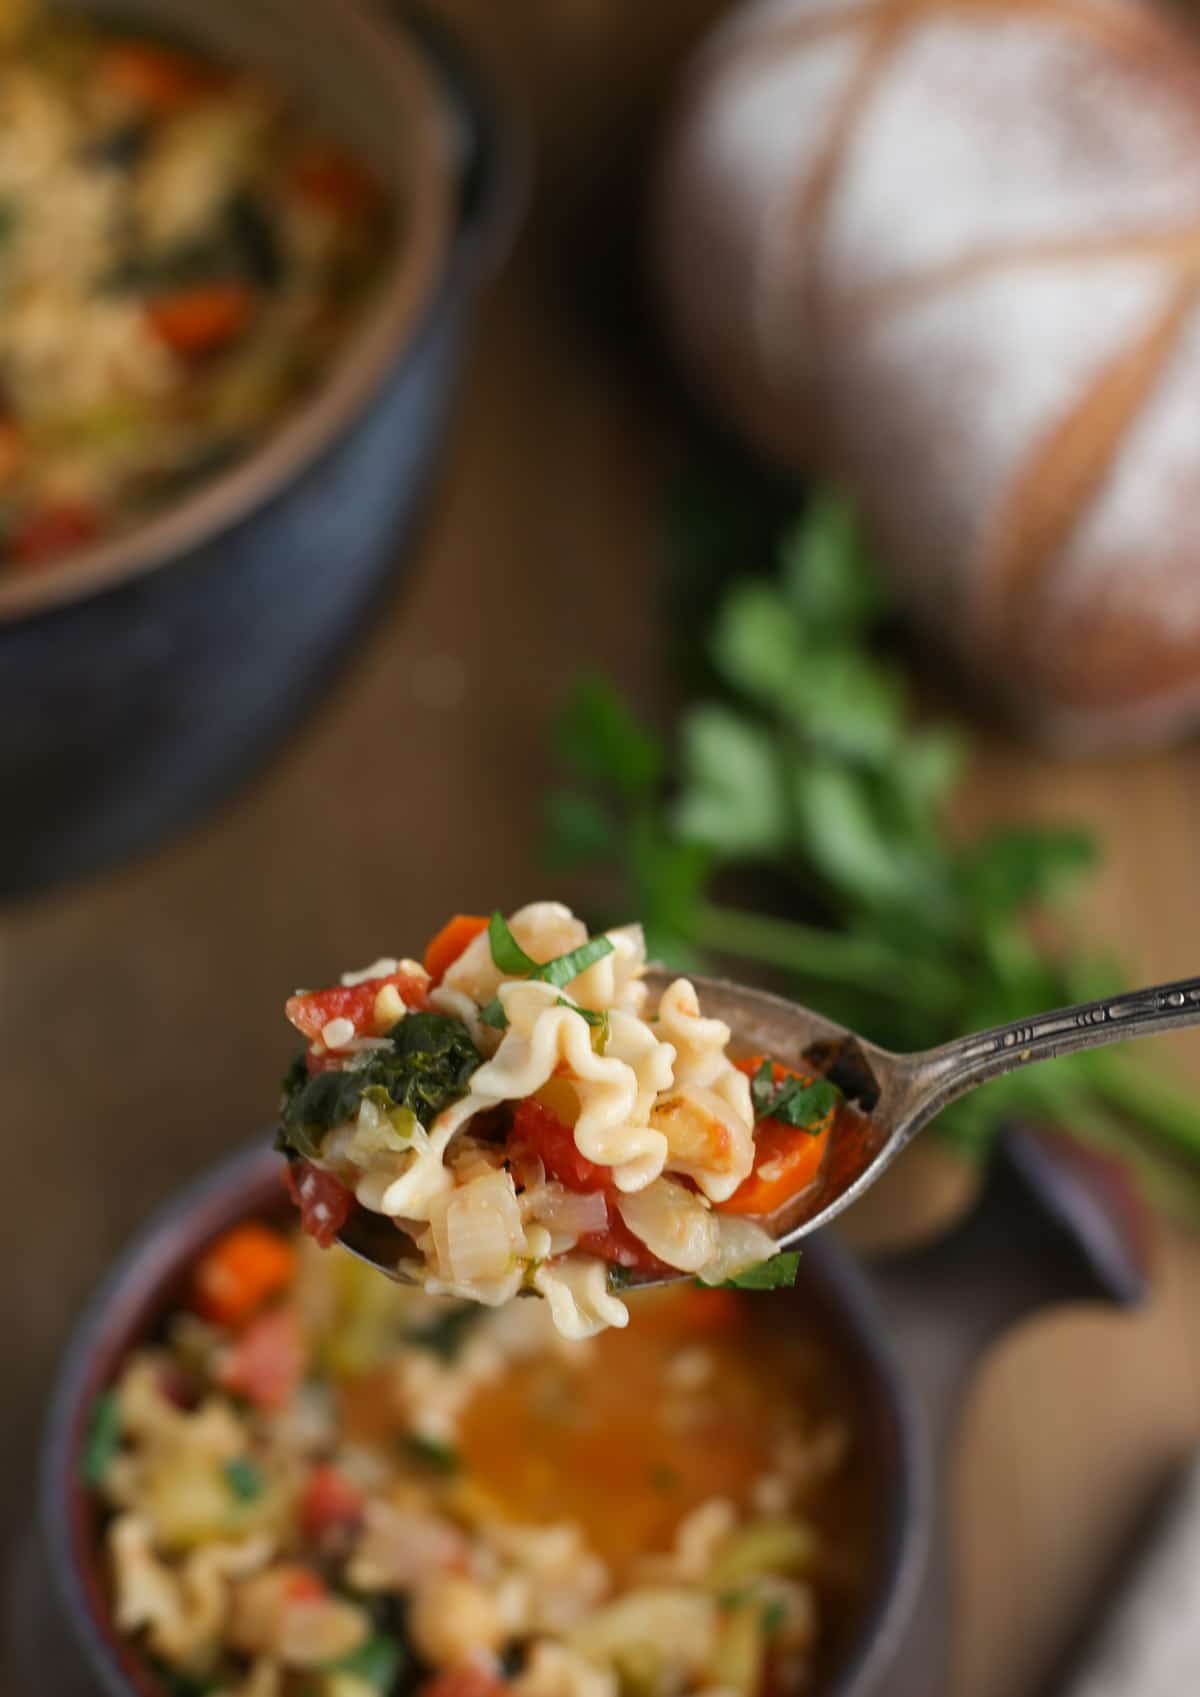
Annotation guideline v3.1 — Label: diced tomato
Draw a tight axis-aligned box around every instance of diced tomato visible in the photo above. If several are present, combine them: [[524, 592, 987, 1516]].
[[511, 1098, 614, 1195], [423, 915, 488, 985], [189, 1224, 296, 1328], [285, 966, 430, 1044], [285, 1160, 355, 1249], [217, 1304, 305, 1412], [147, 282, 256, 357], [418, 1666, 508, 1697], [577, 1211, 671, 1276], [291, 144, 379, 217], [299, 1463, 366, 1541], [99, 41, 222, 109], [8, 501, 101, 566], [717, 1057, 835, 1217]]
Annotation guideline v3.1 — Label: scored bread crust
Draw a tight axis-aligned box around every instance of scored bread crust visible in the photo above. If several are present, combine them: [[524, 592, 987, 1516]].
[[654, 0, 1200, 746]]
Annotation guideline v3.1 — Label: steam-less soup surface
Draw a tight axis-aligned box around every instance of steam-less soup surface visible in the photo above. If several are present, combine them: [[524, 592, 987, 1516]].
[[85, 1226, 876, 1697]]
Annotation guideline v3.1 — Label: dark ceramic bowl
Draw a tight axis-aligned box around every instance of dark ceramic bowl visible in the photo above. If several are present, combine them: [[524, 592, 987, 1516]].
[[0, 0, 522, 900], [39, 1141, 928, 1697], [35, 1131, 1145, 1697]]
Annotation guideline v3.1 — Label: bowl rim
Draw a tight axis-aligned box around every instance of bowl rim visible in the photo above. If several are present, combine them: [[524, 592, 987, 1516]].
[[40, 1138, 930, 1697], [0, 0, 455, 628]]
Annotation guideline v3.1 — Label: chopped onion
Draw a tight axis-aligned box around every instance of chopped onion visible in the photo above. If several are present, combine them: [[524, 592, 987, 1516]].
[[695, 1216, 778, 1286], [617, 1180, 718, 1271], [529, 1182, 609, 1240], [432, 1170, 523, 1284]]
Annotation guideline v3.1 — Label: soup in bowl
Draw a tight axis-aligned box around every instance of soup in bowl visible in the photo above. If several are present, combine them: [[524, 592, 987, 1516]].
[[42, 1147, 923, 1697]]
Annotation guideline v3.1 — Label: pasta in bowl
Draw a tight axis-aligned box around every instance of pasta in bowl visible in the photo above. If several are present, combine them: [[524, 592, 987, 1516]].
[[277, 904, 860, 1335], [81, 1212, 880, 1697]]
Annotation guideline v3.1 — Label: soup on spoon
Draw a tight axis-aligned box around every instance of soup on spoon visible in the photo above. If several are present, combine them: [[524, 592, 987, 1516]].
[[275, 901, 865, 1336]]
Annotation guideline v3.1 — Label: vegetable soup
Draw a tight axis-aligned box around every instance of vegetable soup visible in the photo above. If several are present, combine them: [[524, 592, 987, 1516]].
[[87, 1225, 877, 1697]]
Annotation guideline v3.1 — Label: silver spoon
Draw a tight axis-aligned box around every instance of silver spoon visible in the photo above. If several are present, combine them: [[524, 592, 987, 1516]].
[[334, 968, 1200, 1286]]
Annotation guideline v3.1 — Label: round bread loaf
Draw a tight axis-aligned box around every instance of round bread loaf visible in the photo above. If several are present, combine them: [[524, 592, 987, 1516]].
[[654, 0, 1200, 747]]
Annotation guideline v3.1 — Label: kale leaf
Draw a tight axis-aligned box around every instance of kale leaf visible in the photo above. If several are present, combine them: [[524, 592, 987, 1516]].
[[279, 1012, 481, 1160]]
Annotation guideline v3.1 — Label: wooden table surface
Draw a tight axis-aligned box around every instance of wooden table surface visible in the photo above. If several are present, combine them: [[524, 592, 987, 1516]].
[[5, 4, 1200, 1693]]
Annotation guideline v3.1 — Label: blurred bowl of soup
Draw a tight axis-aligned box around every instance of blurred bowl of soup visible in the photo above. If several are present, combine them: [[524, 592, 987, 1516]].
[[39, 1142, 929, 1697], [0, 0, 520, 899]]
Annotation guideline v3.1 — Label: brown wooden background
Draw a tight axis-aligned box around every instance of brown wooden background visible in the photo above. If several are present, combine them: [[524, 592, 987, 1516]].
[[4, 4, 1200, 1692]]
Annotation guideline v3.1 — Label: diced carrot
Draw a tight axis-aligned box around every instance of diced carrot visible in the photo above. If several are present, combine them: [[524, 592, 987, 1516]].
[[148, 282, 256, 357], [8, 500, 101, 565], [189, 1224, 296, 1328], [718, 1057, 834, 1217], [217, 1304, 305, 1411], [99, 41, 221, 109], [418, 1666, 507, 1697], [281, 1566, 326, 1602], [423, 914, 488, 985], [291, 143, 378, 217], [0, 419, 26, 486], [299, 1463, 366, 1540], [285, 966, 430, 1043]]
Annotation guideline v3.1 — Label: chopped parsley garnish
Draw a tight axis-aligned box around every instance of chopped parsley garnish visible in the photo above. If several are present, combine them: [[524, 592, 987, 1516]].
[[402, 1433, 461, 1473], [750, 1060, 841, 1133], [279, 1012, 481, 1159], [325, 1633, 405, 1689], [479, 912, 615, 1029], [223, 1455, 264, 1502], [720, 1252, 802, 1291], [80, 1390, 121, 1489]]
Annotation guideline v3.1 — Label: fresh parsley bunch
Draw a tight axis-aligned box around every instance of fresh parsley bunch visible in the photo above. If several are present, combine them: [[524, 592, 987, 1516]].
[[547, 485, 1200, 1220]]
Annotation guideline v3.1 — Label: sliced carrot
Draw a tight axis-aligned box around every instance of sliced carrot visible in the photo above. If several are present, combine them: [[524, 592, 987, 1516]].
[[189, 1224, 296, 1328], [291, 144, 379, 217], [147, 282, 256, 357], [423, 914, 488, 985], [717, 1056, 835, 1217], [99, 41, 221, 109]]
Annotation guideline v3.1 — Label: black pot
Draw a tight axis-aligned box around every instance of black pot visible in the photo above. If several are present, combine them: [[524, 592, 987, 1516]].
[[0, 2, 524, 901], [20, 1129, 1144, 1697]]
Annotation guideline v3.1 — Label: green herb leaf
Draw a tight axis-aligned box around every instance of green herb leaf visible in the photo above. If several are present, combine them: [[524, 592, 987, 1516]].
[[402, 1433, 461, 1473], [223, 1455, 264, 1502], [606, 1263, 636, 1291], [751, 1064, 841, 1133], [723, 1253, 802, 1291], [80, 1390, 121, 1489], [760, 1597, 789, 1637], [279, 1013, 481, 1159], [404, 1304, 481, 1363], [481, 916, 615, 1032], [675, 705, 789, 856], [325, 1633, 404, 1689], [487, 911, 538, 976], [556, 674, 663, 798]]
